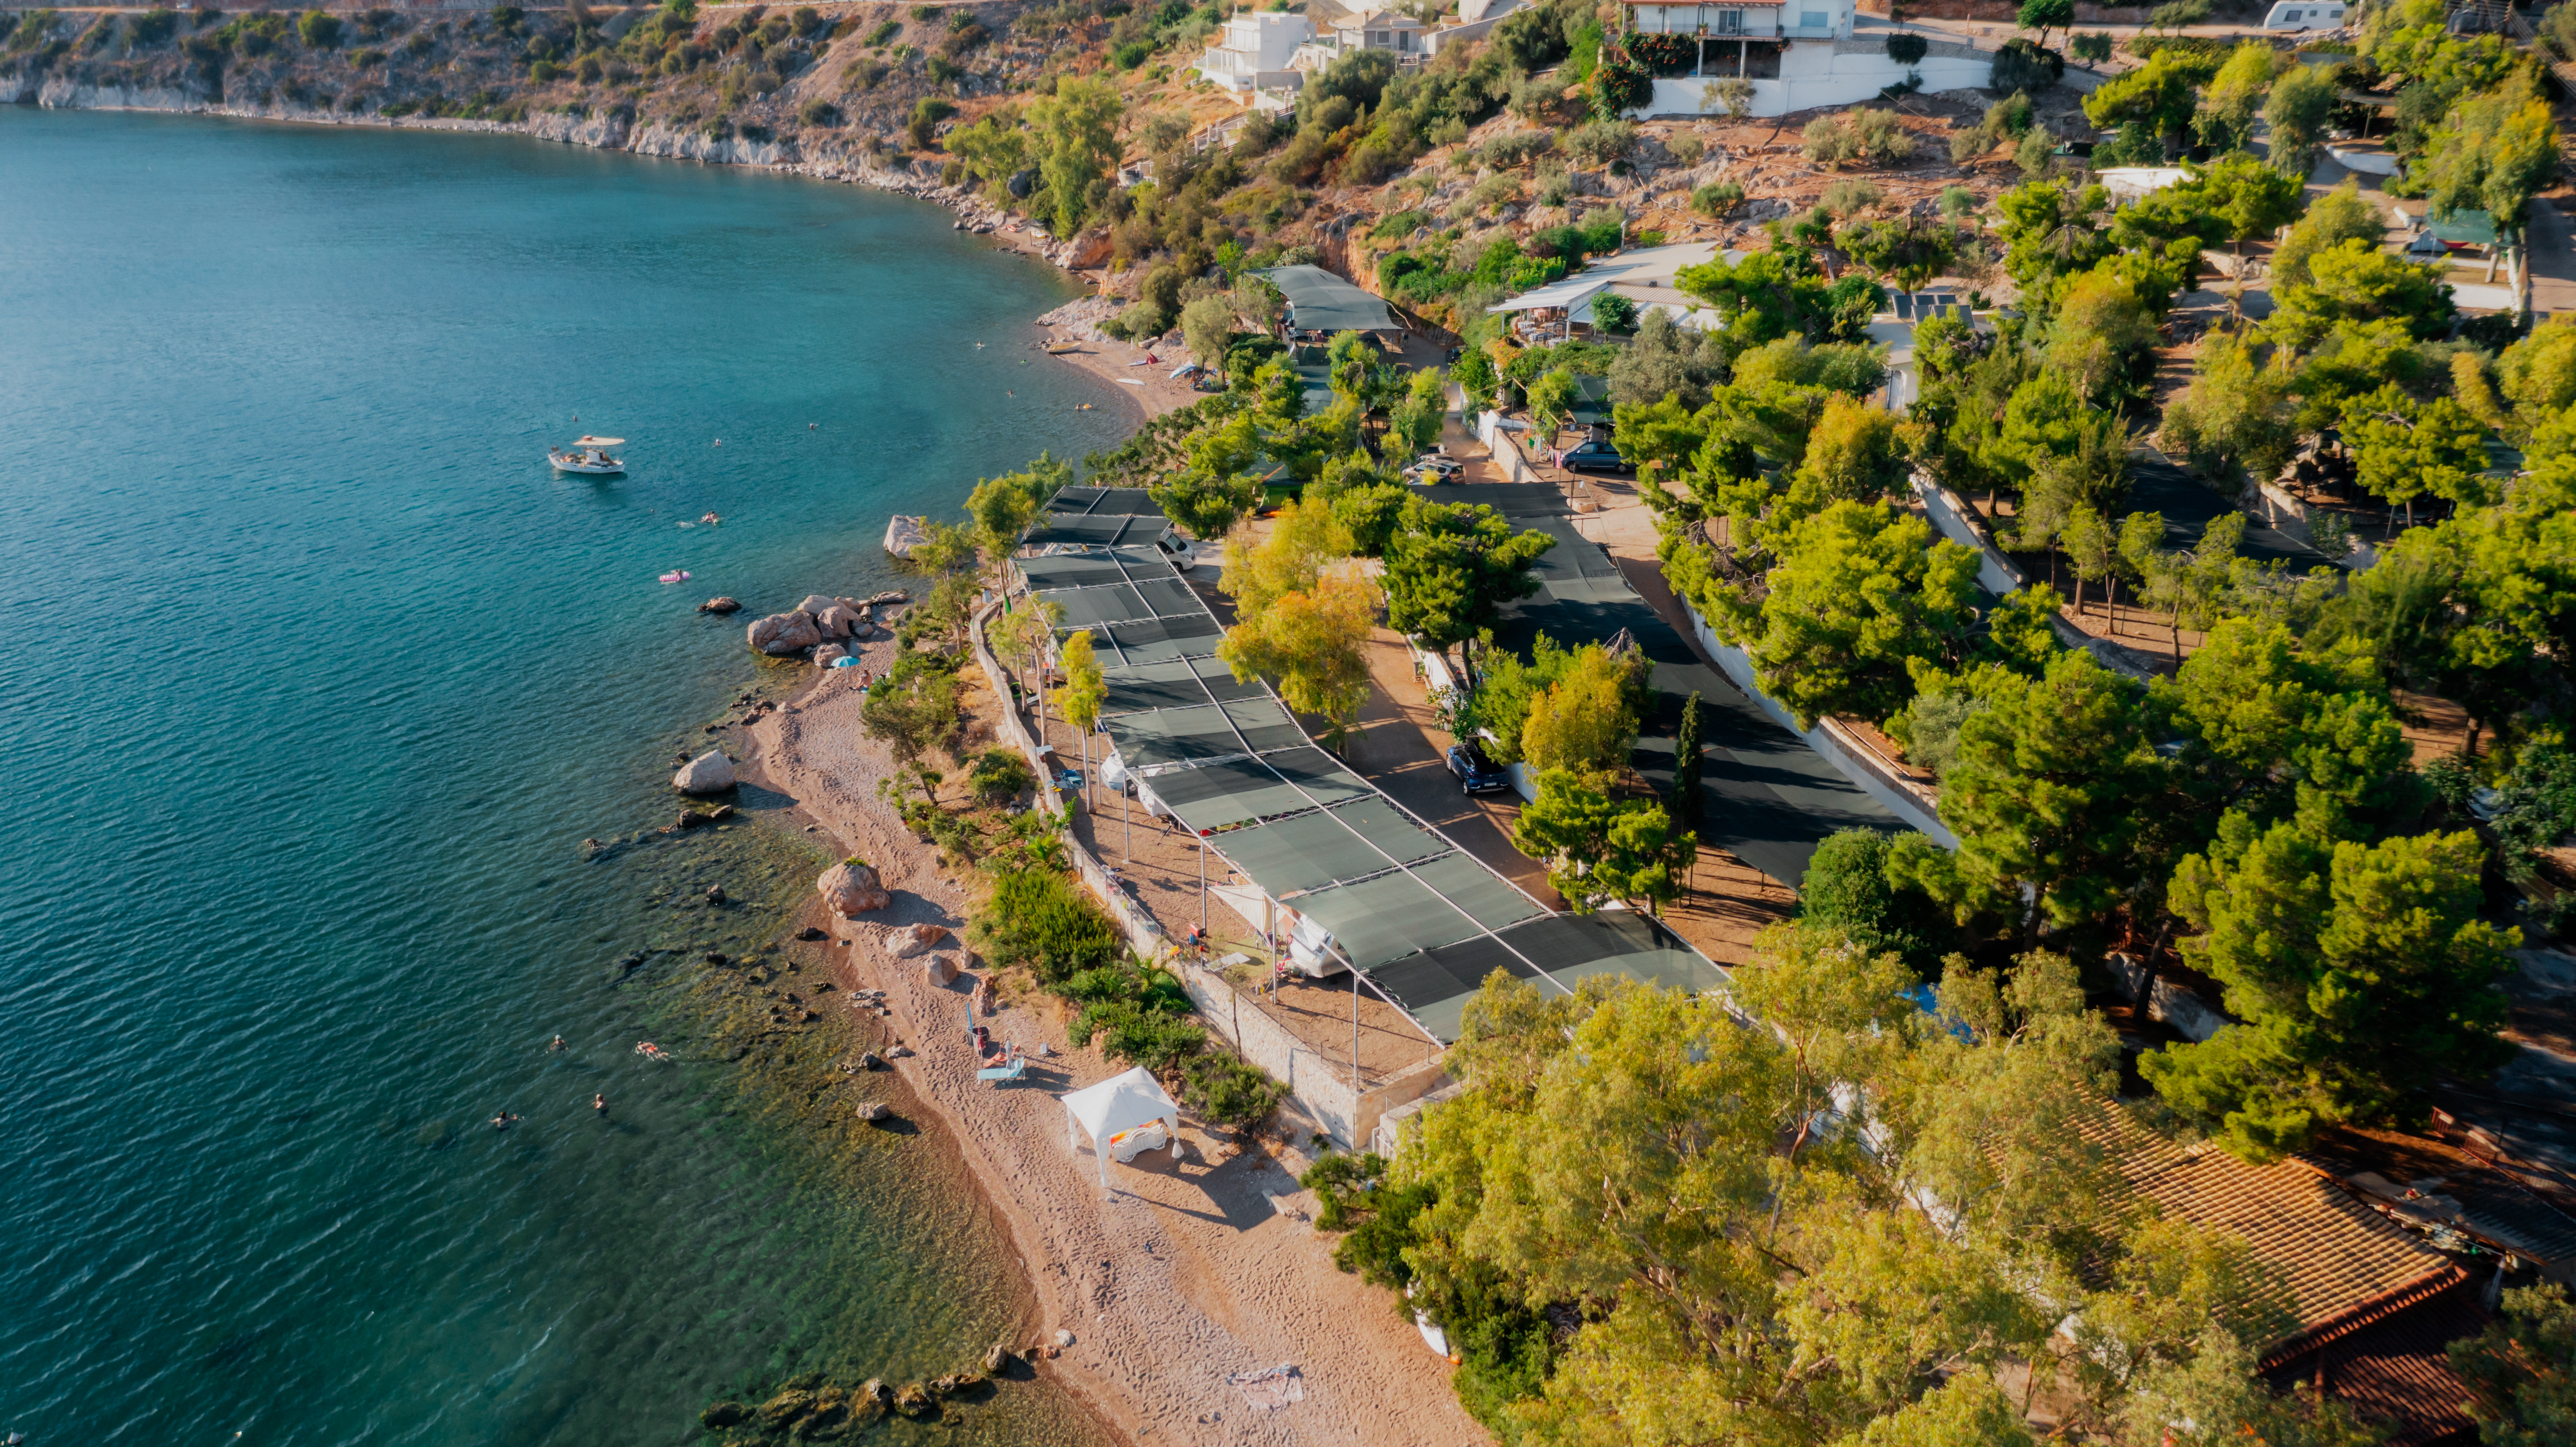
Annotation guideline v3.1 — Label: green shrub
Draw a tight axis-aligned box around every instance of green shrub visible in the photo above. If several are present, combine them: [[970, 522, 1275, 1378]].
[[1111, 36, 1151, 67], [528, 57, 561, 81], [1182, 1052, 1284, 1129], [132, 8, 179, 44], [1988, 37, 2061, 93], [864, 19, 898, 45], [799, 96, 839, 125], [1473, 131, 1551, 170], [1690, 179, 1745, 217], [349, 45, 385, 65], [296, 8, 340, 47], [971, 869, 1124, 983], [790, 4, 823, 35], [965, 747, 1034, 806], [905, 94, 955, 148], [2071, 30, 2113, 62], [1885, 31, 1928, 65], [1371, 208, 1432, 241], [1559, 118, 1635, 167]]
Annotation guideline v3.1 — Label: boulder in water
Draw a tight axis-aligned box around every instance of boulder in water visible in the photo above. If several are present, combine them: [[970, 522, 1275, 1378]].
[[815, 604, 861, 638], [984, 1343, 1015, 1373], [883, 516, 930, 559], [697, 596, 742, 615], [673, 750, 736, 794], [748, 610, 821, 654], [856, 1101, 891, 1122], [818, 860, 890, 916]]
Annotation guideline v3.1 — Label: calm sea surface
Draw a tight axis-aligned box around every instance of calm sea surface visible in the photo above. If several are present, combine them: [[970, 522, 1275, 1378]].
[[0, 108, 1127, 1445]]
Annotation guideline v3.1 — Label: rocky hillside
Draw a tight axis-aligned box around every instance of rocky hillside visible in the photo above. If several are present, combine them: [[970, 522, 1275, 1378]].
[[4, 0, 2073, 335], [0, 1, 1056, 161]]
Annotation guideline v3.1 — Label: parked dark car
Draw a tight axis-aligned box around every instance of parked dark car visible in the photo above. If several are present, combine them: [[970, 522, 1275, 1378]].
[[1560, 439, 1630, 475], [1445, 740, 1511, 795]]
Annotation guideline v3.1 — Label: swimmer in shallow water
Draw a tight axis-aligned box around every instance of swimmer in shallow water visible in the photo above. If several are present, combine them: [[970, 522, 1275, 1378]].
[[491, 1112, 519, 1130], [549, 1035, 566, 1051], [593, 1093, 608, 1117]]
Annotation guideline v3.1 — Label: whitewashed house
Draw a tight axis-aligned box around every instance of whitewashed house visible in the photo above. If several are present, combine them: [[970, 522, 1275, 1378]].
[[1617, 0, 1993, 117], [1195, 11, 1311, 97], [1292, 8, 1427, 70]]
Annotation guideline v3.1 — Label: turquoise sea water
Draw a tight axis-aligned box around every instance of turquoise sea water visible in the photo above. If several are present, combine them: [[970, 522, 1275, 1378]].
[[0, 109, 1127, 1445]]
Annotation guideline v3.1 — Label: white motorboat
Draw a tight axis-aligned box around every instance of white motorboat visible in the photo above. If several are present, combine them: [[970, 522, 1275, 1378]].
[[549, 435, 625, 474]]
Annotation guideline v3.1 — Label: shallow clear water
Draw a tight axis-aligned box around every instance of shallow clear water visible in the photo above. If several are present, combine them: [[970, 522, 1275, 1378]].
[[0, 108, 1126, 1445]]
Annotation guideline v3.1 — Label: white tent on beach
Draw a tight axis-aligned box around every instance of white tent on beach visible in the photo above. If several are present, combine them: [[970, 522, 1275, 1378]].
[[1061, 1066, 1184, 1193]]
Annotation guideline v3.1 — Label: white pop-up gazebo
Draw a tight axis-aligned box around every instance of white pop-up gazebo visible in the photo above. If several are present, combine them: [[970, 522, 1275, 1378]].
[[1060, 1066, 1183, 1194]]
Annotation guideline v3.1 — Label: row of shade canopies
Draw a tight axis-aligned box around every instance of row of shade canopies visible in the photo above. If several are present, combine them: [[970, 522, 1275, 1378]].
[[1011, 487, 1723, 1043]]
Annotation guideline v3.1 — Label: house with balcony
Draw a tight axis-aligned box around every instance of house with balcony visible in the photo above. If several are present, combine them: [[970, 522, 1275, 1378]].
[[1291, 7, 1427, 71], [1195, 11, 1311, 98], [1615, 0, 1993, 116]]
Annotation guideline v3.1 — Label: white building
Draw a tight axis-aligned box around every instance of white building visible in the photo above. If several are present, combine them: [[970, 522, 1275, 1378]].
[[1485, 240, 1744, 340], [1616, 0, 1994, 117], [1423, 0, 1523, 54], [1195, 11, 1311, 96], [1292, 6, 1426, 70]]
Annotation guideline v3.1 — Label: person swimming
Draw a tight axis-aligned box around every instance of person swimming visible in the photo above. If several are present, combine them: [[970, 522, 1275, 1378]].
[[549, 1035, 566, 1051], [491, 1112, 519, 1130], [592, 1093, 608, 1117]]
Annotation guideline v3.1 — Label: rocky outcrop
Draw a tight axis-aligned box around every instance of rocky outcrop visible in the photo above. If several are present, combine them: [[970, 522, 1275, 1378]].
[[884, 515, 930, 559], [623, 120, 796, 167], [698, 596, 741, 615], [855, 1101, 892, 1121], [797, 593, 841, 618], [886, 923, 950, 959], [672, 750, 736, 794], [814, 643, 850, 668], [748, 609, 822, 656], [815, 603, 862, 638], [818, 860, 891, 916], [1057, 226, 1113, 270]]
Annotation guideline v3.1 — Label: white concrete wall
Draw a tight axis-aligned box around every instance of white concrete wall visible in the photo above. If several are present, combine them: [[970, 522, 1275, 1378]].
[[1637, 49, 1990, 117]]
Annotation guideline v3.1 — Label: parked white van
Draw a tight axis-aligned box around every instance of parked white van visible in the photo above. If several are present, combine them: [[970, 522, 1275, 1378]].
[[2264, 2, 2347, 29]]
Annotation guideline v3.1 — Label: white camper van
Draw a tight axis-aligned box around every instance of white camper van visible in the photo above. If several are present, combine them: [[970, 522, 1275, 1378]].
[[2264, 2, 2347, 29]]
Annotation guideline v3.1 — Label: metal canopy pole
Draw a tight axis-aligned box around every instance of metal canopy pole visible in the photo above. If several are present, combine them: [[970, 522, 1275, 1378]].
[[1352, 961, 1362, 1092]]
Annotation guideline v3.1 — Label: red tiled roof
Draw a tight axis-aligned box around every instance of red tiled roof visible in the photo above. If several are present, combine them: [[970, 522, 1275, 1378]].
[[2096, 1114, 2452, 1332], [2261, 1266, 2488, 1447]]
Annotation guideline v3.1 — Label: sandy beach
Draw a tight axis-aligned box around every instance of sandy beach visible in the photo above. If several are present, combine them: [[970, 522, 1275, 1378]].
[[734, 637, 1491, 1447]]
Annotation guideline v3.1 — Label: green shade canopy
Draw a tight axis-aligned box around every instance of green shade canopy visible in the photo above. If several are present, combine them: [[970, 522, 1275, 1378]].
[[1258, 264, 1401, 333]]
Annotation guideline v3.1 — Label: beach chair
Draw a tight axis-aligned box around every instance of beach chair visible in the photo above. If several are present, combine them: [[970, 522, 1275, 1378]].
[[976, 1056, 1029, 1085]]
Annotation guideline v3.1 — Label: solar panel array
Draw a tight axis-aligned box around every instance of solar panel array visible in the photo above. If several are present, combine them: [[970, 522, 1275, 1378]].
[[1012, 498, 1729, 1041]]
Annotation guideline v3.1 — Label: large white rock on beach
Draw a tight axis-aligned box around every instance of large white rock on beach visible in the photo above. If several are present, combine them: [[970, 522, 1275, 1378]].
[[797, 594, 841, 619], [924, 952, 961, 986], [884, 515, 930, 559], [816, 604, 864, 638], [814, 643, 850, 668], [886, 923, 949, 959], [818, 861, 891, 916], [673, 750, 736, 794], [748, 610, 822, 656]]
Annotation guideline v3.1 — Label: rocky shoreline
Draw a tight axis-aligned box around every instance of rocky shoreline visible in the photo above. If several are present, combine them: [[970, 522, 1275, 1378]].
[[12, 76, 1117, 274]]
